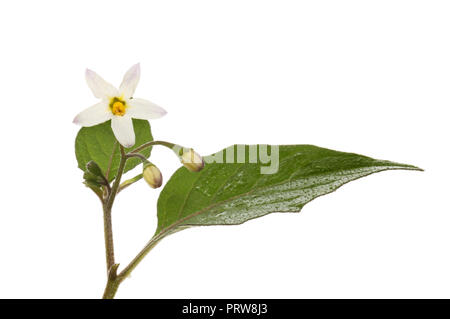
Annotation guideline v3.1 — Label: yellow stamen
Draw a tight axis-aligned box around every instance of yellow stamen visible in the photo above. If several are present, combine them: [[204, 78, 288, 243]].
[[111, 101, 126, 116]]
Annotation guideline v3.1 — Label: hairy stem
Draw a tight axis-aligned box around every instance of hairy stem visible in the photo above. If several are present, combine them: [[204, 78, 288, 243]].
[[118, 174, 143, 193], [129, 140, 175, 154], [102, 205, 115, 272], [126, 153, 148, 162], [101, 141, 181, 298], [102, 231, 165, 298], [102, 278, 121, 299], [118, 234, 164, 279], [102, 263, 121, 299], [102, 145, 127, 296], [105, 145, 127, 213]]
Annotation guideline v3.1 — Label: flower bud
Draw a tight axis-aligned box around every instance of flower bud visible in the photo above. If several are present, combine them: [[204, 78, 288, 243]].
[[180, 148, 204, 172], [143, 162, 163, 189]]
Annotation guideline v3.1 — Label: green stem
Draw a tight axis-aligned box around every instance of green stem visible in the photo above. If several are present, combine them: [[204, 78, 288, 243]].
[[102, 278, 121, 299], [102, 205, 115, 272], [118, 234, 164, 279], [126, 153, 148, 162], [102, 232, 165, 298], [102, 145, 127, 295], [102, 264, 121, 299], [118, 174, 143, 193], [101, 141, 182, 298], [129, 140, 175, 154], [103, 218, 173, 297], [105, 145, 126, 213]]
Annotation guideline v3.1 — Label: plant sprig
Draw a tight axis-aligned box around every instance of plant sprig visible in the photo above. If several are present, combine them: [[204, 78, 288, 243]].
[[73, 65, 422, 299]]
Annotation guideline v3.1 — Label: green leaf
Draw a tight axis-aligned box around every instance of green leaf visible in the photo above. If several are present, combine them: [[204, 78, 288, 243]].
[[83, 171, 103, 187], [75, 119, 153, 181], [86, 160, 105, 179], [84, 160, 108, 185], [156, 144, 421, 237]]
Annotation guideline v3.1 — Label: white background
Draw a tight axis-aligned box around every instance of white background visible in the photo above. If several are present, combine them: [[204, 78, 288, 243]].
[[0, 0, 448, 299]]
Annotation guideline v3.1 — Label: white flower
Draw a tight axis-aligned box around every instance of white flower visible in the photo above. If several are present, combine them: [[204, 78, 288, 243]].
[[73, 63, 167, 148]]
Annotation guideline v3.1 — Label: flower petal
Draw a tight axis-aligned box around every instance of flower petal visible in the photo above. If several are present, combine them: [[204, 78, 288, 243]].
[[86, 69, 119, 99], [73, 101, 111, 127], [111, 116, 135, 148], [127, 98, 167, 120], [119, 63, 140, 99]]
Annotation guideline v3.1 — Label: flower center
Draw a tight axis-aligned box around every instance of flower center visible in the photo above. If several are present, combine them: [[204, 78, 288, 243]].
[[109, 97, 127, 116]]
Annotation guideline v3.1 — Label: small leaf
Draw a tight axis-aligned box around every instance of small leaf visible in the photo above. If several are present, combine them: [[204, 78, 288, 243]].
[[156, 145, 421, 238], [83, 171, 103, 186], [75, 119, 153, 181], [86, 160, 105, 178], [84, 160, 108, 185]]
